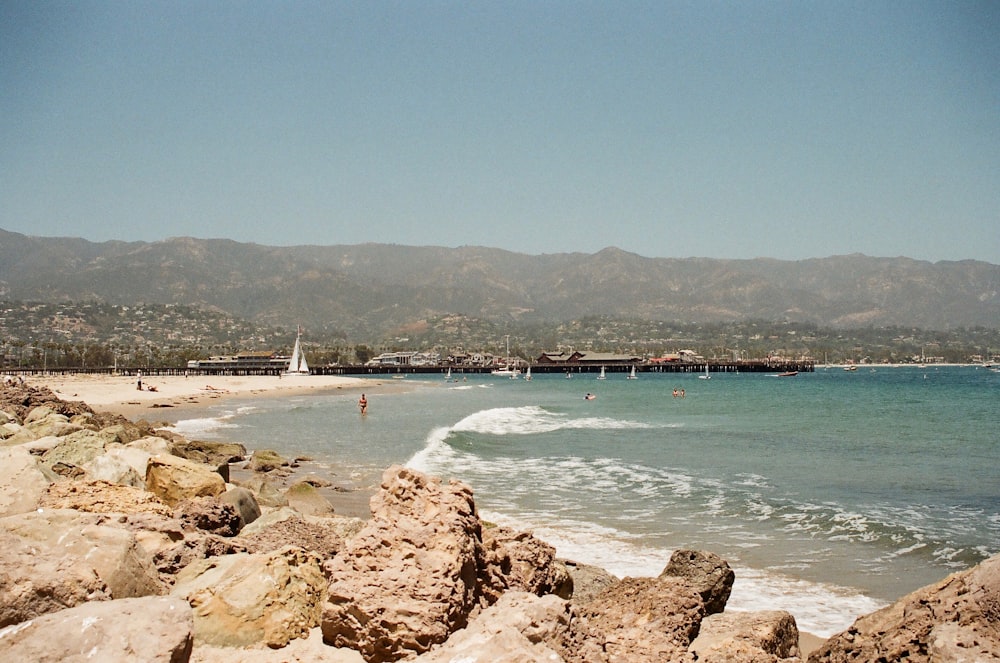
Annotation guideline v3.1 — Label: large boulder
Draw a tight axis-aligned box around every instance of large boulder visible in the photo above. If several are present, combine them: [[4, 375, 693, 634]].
[[189, 627, 365, 663], [809, 552, 1000, 662], [82, 451, 146, 487], [171, 545, 327, 648], [286, 479, 336, 516], [321, 465, 484, 661], [247, 448, 289, 473], [562, 559, 618, 605], [0, 509, 165, 626], [238, 510, 358, 559], [415, 592, 573, 662], [219, 485, 262, 528], [170, 438, 248, 466], [38, 478, 172, 516], [0, 596, 194, 662], [568, 576, 705, 663], [0, 445, 55, 517], [39, 428, 110, 469], [660, 548, 735, 615], [691, 610, 801, 661], [480, 525, 573, 601], [146, 453, 227, 506], [174, 495, 243, 536]]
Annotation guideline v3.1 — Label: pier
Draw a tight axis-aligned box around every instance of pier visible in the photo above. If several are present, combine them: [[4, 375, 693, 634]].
[[4, 359, 814, 378]]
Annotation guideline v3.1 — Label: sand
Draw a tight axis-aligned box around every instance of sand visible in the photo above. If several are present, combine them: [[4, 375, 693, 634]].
[[25, 372, 382, 420]]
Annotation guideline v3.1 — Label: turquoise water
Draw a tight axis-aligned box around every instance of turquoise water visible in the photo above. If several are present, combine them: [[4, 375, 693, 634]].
[[171, 366, 999, 636]]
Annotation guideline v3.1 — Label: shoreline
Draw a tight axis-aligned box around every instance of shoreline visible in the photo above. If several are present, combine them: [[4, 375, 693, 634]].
[[25, 372, 391, 421], [17, 372, 834, 655]]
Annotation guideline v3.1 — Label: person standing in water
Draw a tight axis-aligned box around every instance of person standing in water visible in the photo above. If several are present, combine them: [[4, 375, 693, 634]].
[[358, 393, 368, 415]]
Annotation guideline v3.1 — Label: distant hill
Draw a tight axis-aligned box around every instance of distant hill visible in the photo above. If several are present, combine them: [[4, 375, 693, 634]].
[[0, 229, 997, 338]]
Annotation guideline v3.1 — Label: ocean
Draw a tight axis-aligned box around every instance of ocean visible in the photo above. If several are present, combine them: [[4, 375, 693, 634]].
[[168, 365, 999, 637]]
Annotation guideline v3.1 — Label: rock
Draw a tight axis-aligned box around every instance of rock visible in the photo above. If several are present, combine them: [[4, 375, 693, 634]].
[[220, 485, 262, 528], [809, 552, 1000, 662], [286, 479, 336, 516], [0, 509, 165, 626], [172, 545, 327, 648], [0, 445, 55, 517], [0, 596, 194, 662], [321, 465, 483, 661], [39, 428, 110, 469], [248, 448, 289, 473], [174, 495, 243, 536], [190, 627, 365, 663], [154, 532, 248, 584], [170, 438, 248, 466], [415, 592, 573, 662], [146, 453, 227, 506], [562, 559, 618, 605], [24, 408, 83, 438], [660, 549, 735, 615], [569, 576, 705, 663], [82, 451, 146, 487], [690, 610, 801, 661], [237, 473, 289, 507], [481, 525, 573, 601], [129, 434, 174, 455], [238, 511, 352, 559], [38, 478, 173, 516]]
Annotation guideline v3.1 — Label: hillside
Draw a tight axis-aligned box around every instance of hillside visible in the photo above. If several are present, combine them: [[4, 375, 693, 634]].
[[1, 229, 997, 339]]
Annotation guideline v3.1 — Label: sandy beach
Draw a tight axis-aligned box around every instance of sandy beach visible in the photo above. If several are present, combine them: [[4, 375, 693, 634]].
[[24, 372, 384, 421]]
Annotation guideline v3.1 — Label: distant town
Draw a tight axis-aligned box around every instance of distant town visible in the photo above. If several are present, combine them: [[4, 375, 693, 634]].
[[1, 300, 997, 374]]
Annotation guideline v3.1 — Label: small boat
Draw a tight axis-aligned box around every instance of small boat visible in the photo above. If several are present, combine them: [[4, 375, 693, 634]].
[[524, 366, 532, 381], [284, 328, 310, 375], [698, 364, 711, 380], [626, 365, 638, 380], [491, 334, 520, 378], [584, 393, 596, 400], [844, 365, 858, 372], [776, 371, 798, 377], [597, 366, 606, 380]]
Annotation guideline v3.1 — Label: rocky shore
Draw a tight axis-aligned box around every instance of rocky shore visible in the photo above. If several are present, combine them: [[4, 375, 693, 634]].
[[1, 382, 998, 662]]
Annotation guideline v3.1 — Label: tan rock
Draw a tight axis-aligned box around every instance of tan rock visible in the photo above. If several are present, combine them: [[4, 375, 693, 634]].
[[481, 525, 573, 601], [38, 478, 172, 516], [0, 596, 194, 662], [0, 446, 55, 517], [0, 509, 165, 626], [691, 610, 801, 661], [570, 576, 705, 663], [286, 479, 336, 516], [321, 465, 484, 661], [416, 592, 572, 662], [190, 627, 365, 663], [809, 553, 1000, 662], [146, 453, 226, 506], [660, 548, 735, 615], [172, 545, 327, 648]]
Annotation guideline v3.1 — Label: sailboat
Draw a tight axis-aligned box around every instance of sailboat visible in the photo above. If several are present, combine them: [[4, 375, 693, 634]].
[[284, 328, 310, 375], [627, 364, 638, 380], [597, 366, 606, 380], [524, 365, 532, 381], [491, 335, 520, 378], [698, 364, 711, 380]]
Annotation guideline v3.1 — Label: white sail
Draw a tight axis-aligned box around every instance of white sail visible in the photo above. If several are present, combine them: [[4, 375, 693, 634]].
[[286, 330, 310, 374]]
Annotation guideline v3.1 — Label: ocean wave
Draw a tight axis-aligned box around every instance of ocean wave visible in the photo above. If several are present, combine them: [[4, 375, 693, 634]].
[[168, 412, 240, 437], [450, 405, 660, 436]]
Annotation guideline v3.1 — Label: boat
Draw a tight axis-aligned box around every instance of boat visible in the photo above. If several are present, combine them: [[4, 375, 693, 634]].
[[626, 365, 638, 380], [844, 365, 858, 372], [698, 364, 711, 380], [584, 393, 596, 400], [597, 366, 606, 380], [776, 371, 798, 377], [524, 366, 532, 381], [491, 335, 520, 378], [284, 329, 310, 375]]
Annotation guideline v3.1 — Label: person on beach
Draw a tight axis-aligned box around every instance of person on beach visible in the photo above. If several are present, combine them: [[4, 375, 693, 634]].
[[358, 393, 368, 415]]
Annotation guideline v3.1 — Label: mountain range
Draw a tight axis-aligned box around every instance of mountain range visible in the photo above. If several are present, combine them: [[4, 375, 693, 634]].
[[0, 229, 997, 339]]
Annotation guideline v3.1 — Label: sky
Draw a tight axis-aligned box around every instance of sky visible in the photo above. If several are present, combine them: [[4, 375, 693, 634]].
[[2, 2, 998, 263]]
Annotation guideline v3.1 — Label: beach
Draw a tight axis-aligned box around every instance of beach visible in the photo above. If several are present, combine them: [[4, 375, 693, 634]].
[[26, 372, 382, 421]]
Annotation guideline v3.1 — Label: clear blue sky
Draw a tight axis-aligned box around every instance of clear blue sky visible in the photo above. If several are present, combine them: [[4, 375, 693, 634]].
[[2, 1, 998, 262]]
